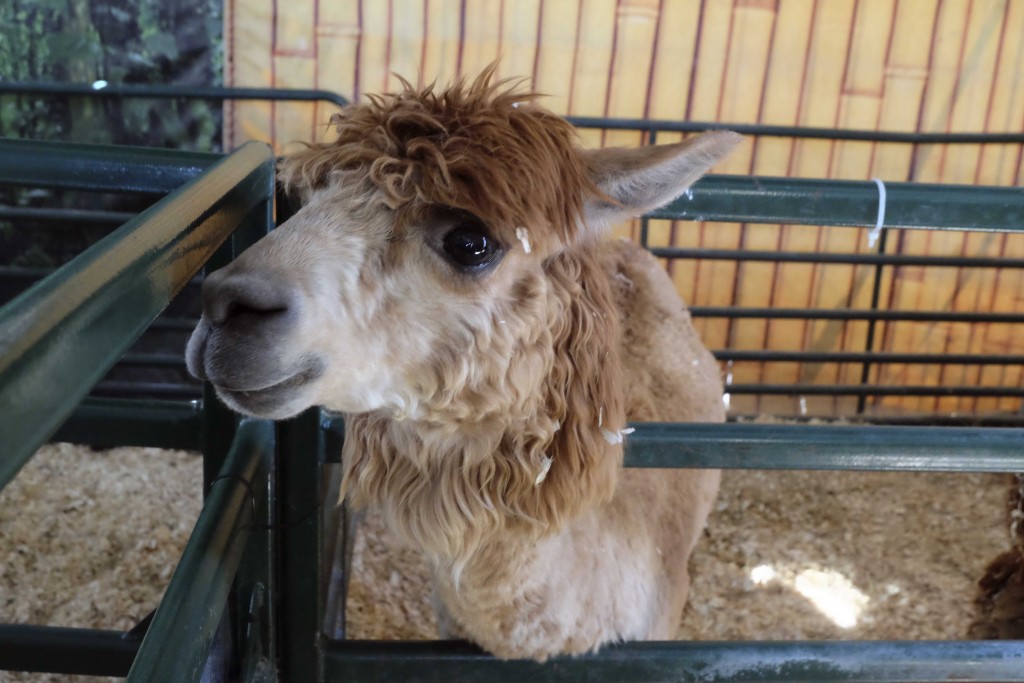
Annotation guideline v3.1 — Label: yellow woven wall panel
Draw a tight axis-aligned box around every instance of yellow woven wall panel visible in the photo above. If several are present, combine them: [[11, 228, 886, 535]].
[[223, 0, 1024, 418]]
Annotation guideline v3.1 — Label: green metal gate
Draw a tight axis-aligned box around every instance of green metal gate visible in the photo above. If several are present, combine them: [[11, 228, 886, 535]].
[[2, 130, 1024, 681]]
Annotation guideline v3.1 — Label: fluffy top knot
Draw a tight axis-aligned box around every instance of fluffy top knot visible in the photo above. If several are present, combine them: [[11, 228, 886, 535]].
[[278, 65, 600, 243]]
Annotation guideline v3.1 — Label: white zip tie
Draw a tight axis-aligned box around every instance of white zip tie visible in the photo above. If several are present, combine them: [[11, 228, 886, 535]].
[[723, 360, 734, 410], [600, 426, 635, 445], [868, 178, 887, 249]]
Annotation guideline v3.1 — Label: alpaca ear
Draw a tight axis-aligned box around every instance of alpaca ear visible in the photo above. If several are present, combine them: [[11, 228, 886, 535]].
[[581, 130, 741, 228]]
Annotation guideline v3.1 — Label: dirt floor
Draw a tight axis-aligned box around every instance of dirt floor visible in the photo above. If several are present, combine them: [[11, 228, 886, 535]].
[[0, 440, 1014, 682]]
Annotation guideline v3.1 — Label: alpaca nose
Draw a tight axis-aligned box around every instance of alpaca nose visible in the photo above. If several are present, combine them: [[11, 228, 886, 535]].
[[202, 269, 294, 327]]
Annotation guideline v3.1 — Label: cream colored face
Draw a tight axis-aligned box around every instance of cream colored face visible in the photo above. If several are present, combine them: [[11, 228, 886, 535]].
[[186, 182, 539, 421], [185, 130, 740, 421]]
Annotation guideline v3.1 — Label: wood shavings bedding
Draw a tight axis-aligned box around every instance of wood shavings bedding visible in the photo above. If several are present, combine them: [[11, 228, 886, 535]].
[[0, 438, 1011, 682], [679, 468, 1007, 640], [0, 444, 202, 683], [344, 469, 1010, 642]]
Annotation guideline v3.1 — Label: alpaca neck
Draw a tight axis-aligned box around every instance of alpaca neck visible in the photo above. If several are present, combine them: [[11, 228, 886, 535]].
[[341, 249, 625, 566], [342, 411, 559, 566]]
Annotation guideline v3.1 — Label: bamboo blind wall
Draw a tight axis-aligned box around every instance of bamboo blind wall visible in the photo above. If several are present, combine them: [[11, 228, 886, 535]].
[[223, 0, 1024, 419]]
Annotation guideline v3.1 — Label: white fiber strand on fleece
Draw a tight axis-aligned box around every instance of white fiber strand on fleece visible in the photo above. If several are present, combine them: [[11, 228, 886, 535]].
[[534, 456, 553, 486], [515, 227, 532, 253]]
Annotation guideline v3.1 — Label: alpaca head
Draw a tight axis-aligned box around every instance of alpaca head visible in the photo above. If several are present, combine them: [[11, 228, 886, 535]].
[[186, 70, 739, 431]]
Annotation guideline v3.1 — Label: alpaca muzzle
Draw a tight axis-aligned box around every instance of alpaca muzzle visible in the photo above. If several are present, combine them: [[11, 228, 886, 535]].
[[186, 266, 323, 419]]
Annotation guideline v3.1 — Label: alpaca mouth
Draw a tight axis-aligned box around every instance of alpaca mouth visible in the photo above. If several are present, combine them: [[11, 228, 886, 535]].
[[213, 360, 324, 417]]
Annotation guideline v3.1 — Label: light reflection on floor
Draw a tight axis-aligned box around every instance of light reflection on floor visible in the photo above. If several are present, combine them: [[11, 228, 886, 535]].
[[749, 563, 872, 629]]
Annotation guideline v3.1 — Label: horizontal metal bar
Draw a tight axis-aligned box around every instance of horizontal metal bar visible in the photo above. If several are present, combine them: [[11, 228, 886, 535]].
[[319, 419, 1024, 469], [730, 413, 1024, 428], [649, 246, 1024, 269], [0, 81, 349, 108], [654, 175, 1024, 232], [0, 205, 135, 225], [19, 91, 1014, 144], [44, 350, 1024, 382], [324, 639, 1024, 683], [692, 306, 1024, 323], [725, 384, 1024, 397], [118, 352, 189, 368], [91, 381, 201, 399], [0, 268, 204, 289], [2, 88, 1009, 142], [0, 138, 220, 193], [0, 266, 51, 281], [623, 422, 1024, 471], [127, 419, 273, 683], [52, 397, 202, 451], [0, 141, 273, 490], [150, 316, 200, 331], [715, 350, 1024, 365], [134, 300, 1000, 332], [0, 624, 139, 677], [566, 115, 1024, 144]]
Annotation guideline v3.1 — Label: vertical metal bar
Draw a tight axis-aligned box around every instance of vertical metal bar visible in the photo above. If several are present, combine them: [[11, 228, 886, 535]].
[[228, 191, 279, 678], [321, 416, 350, 640], [239, 182, 330, 680], [197, 202, 272, 683], [333, 505, 358, 640], [126, 420, 274, 683], [639, 128, 658, 248], [196, 190, 277, 678], [857, 227, 889, 414], [201, 194, 274, 485], [276, 408, 327, 682]]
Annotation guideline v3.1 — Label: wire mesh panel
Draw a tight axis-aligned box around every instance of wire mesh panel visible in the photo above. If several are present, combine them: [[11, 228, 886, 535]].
[[571, 123, 1024, 424]]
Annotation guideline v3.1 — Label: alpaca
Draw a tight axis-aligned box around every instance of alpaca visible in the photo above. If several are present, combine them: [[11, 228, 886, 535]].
[[969, 473, 1024, 639], [185, 70, 739, 660]]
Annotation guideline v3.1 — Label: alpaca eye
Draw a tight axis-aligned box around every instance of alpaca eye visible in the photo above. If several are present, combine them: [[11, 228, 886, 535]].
[[442, 224, 499, 269]]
